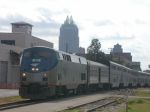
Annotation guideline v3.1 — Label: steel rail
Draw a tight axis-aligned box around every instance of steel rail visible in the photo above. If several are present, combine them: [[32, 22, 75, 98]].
[[86, 98, 123, 112], [0, 99, 37, 111], [59, 97, 123, 112]]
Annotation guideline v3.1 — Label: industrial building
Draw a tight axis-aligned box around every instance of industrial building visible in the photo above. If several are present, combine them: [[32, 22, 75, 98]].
[[110, 43, 141, 71], [0, 22, 53, 89]]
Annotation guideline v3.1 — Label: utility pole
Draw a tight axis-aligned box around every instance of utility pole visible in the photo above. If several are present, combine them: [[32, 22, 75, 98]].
[[108, 48, 113, 60], [126, 89, 128, 112]]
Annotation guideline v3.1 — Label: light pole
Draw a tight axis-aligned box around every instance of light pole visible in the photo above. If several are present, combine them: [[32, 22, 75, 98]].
[[126, 89, 128, 112]]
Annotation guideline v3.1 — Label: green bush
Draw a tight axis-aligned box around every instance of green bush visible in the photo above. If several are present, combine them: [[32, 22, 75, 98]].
[[128, 100, 135, 105], [136, 99, 144, 104]]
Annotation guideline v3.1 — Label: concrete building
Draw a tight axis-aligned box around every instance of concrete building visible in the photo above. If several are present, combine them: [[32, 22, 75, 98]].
[[111, 43, 141, 71], [112, 43, 123, 53], [0, 22, 53, 48], [111, 52, 132, 64], [111, 44, 132, 64], [129, 62, 141, 71], [79, 47, 85, 54], [59, 16, 79, 53], [0, 22, 53, 89], [143, 65, 150, 73]]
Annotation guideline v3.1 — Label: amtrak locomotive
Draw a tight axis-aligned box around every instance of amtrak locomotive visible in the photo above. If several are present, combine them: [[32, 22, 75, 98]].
[[19, 46, 150, 99]]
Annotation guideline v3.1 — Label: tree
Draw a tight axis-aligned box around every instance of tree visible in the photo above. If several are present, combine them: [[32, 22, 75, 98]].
[[87, 38, 101, 55], [87, 38, 101, 61], [86, 38, 110, 65]]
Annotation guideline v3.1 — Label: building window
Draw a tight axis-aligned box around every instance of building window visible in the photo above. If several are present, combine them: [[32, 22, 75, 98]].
[[10, 50, 20, 65], [1, 40, 15, 46]]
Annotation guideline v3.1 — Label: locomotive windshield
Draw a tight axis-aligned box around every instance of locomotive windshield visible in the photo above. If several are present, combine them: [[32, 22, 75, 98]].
[[20, 47, 58, 72]]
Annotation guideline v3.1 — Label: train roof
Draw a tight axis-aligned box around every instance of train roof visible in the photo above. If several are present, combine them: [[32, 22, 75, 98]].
[[110, 61, 131, 70], [23, 46, 87, 60], [138, 70, 150, 76], [22, 46, 55, 51], [110, 61, 150, 76], [87, 60, 108, 68]]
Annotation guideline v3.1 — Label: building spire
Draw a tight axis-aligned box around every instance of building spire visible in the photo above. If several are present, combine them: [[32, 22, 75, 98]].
[[64, 16, 69, 24], [70, 16, 74, 24]]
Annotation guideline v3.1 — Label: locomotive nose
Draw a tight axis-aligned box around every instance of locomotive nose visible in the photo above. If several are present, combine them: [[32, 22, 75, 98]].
[[29, 73, 43, 82], [21, 72, 48, 83]]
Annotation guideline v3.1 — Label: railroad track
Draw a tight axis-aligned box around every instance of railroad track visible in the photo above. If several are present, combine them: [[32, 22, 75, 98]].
[[0, 95, 75, 111], [0, 100, 38, 111], [0, 89, 126, 111], [0, 99, 53, 111], [60, 97, 123, 112]]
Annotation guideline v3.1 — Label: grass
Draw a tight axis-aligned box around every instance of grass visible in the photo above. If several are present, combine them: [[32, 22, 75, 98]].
[[0, 96, 24, 105], [123, 99, 150, 112], [63, 109, 81, 112], [120, 88, 150, 112], [120, 99, 150, 112], [134, 88, 150, 97]]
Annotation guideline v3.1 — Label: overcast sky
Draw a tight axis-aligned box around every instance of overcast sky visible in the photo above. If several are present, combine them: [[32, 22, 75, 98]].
[[0, 0, 150, 70]]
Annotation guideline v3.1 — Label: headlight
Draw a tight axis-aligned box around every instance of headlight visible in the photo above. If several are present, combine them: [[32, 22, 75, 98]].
[[43, 73, 47, 77], [32, 68, 39, 71], [22, 73, 26, 77], [32, 68, 35, 71], [36, 68, 39, 71]]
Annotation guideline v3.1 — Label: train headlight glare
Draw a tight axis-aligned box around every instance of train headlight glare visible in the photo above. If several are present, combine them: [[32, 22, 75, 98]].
[[32, 68, 35, 71], [43, 74, 47, 77], [22, 73, 26, 77], [36, 68, 39, 71]]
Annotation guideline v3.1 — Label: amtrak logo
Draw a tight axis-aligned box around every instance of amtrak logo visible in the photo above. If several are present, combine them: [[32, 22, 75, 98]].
[[30, 63, 38, 67]]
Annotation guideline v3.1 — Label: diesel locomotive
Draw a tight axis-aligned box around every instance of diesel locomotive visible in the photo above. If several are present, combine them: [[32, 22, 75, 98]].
[[19, 46, 150, 99]]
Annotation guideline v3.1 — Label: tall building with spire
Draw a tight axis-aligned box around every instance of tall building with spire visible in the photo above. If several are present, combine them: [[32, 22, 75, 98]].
[[112, 43, 123, 53], [59, 16, 79, 53]]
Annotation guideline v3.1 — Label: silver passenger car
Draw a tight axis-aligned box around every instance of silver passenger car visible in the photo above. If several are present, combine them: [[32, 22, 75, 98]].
[[87, 60, 109, 90]]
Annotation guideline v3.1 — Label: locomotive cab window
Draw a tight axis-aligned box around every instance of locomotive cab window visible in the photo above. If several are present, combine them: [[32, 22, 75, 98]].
[[20, 47, 58, 72]]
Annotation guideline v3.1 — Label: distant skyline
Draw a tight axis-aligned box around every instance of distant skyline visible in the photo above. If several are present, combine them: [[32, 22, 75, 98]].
[[0, 0, 150, 70]]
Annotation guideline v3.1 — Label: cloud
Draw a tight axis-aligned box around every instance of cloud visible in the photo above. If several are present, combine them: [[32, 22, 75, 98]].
[[135, 19, 147, 25], [0, 12, 61, 38], [131, 0, 150, 8], [110, 34, 135, 40], [0, 14, 30, 32], [91, 33, 135, 41], [31, 19, 61, 38], [94, 20, 114, 26], [37, 8, 53, 18], [33, 28, 59, 37], [31, 18, 60, 29]]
